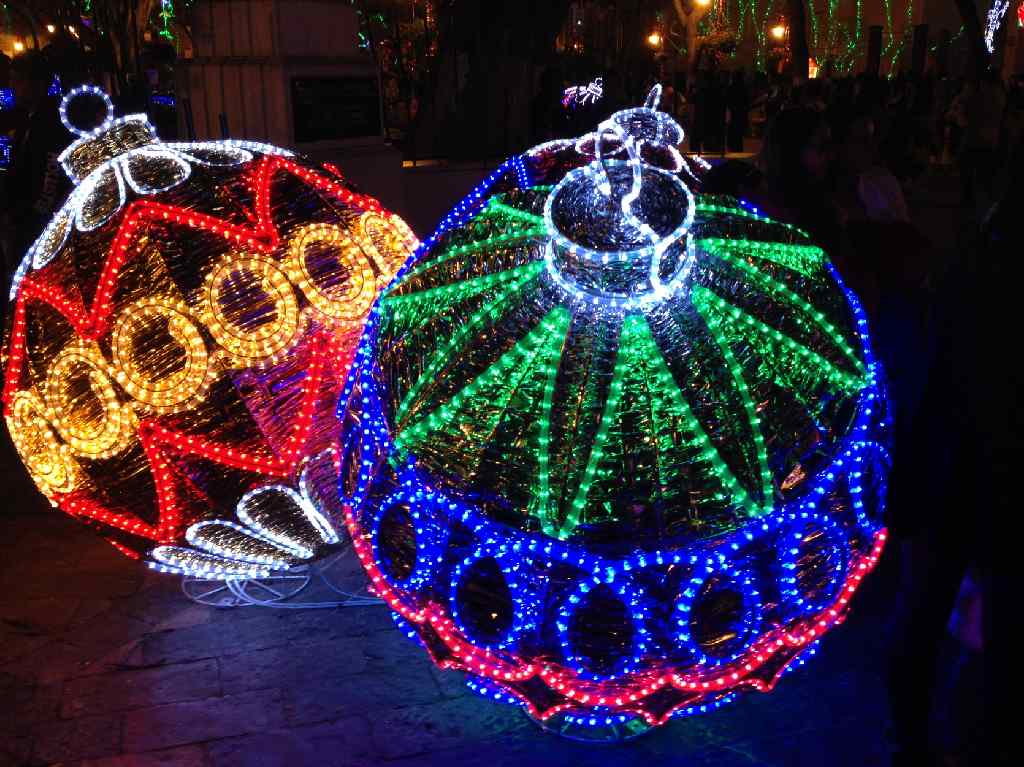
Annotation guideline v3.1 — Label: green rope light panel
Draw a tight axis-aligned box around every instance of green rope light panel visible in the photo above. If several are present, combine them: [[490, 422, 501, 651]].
[[338, 88, 890, 737]]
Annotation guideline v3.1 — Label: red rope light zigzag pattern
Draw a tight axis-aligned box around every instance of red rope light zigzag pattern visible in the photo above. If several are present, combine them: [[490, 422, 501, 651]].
[[4, 156, 388, 545]]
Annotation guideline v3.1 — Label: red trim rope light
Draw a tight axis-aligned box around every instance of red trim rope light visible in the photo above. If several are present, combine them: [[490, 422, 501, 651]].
[[4, 156, 387, 545], [343, 501, 886, 724]]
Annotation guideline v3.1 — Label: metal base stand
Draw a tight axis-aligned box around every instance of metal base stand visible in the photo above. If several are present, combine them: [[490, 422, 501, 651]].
[[181, 541, 381, 609]]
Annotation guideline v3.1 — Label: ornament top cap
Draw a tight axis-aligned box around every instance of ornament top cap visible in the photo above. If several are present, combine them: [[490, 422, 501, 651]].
[[542, 83, 695, 307], [57, 86, 159, 183], [11, 89, 294, 300]]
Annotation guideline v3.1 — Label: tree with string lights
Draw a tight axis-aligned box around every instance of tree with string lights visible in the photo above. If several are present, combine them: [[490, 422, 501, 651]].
[[8, 1, 189, 93]]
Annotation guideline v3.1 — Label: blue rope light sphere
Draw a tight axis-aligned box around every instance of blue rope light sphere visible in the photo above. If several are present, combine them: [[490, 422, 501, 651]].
[[338, 87, 891, 738]]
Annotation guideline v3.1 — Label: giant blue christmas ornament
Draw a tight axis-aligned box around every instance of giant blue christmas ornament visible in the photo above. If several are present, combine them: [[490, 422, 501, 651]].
[[338, 87, 890, 738]]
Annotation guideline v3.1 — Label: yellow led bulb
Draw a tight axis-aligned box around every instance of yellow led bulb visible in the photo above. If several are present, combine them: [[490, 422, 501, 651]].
[[111, 296, 213, 413]]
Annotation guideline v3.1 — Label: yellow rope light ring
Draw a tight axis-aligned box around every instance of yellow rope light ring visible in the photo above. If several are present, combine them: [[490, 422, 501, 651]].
[[43, 342, 136, 459], [358, 212, 416, 276], [284, 223, 377, 325], [201, 253, 302, 365], [110, 297, 213, 412], [6, 390, 78, 496]]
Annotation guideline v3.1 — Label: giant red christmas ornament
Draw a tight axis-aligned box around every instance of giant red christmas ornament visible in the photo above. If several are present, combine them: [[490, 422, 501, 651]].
[[2, 87, 416, 576]]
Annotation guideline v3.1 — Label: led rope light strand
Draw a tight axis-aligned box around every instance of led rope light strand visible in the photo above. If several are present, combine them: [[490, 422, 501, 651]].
[[340, 464, 888, 724], [881, 0, 897, 63], [449, 541, 540, 651], [4, 153, 392, 406], [527, 327, 564, 538], [701, 240, 863, 369], [776, 511, 849, 617], [691, 286, 866, 394], [674, 555, 763, 668], [700, 308, 774, 506], [808, 0, 821, 56], [391, 262, 544, 428], [986, 0, 1011, 52], [344, 280, 888, 716], [885, 0, 916, 71], [395, 307, 571, 457], [110, 296, 214, 412], [58, 85, 116, 137]]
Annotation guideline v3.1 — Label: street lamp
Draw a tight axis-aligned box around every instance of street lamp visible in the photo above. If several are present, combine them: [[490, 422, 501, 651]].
[[770, 23, 787, 41], [13, 40, 24, 53], [46, 24, 56, 33], [647, 31, 663, 48]]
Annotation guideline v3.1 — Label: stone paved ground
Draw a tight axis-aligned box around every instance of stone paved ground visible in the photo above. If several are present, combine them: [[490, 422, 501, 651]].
[[1, 454, 900, 767]]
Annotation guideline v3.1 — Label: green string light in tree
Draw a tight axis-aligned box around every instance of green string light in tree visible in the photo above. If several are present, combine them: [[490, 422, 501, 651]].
[[158, 1, 175, 40], [808, 0, 821, 56]]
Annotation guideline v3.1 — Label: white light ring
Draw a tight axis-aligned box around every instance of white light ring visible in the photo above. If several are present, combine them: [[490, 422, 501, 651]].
[[59, 85, 115, 137], [542, 238, 695, 310]]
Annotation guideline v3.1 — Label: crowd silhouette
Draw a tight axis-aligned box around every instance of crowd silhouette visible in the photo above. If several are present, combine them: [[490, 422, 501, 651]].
[[532, 64, 1017, 767]]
